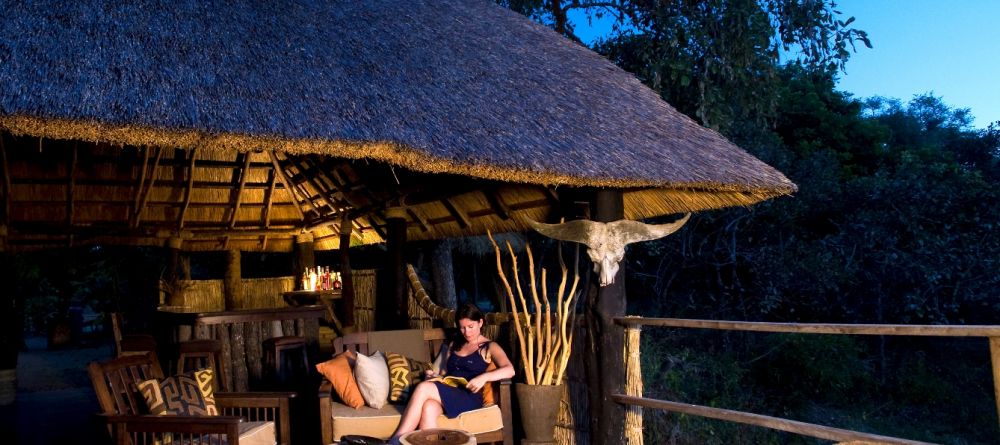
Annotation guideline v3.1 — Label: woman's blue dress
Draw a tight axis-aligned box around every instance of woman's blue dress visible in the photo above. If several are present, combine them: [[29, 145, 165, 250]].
[[434, 342, 490, 418]]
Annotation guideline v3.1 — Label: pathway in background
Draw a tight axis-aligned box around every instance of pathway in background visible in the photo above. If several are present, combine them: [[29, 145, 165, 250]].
[[1, 337, 112, 445]]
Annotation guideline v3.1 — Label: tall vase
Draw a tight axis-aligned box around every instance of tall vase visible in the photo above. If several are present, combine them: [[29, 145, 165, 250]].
[[515, 383, 564, 444]]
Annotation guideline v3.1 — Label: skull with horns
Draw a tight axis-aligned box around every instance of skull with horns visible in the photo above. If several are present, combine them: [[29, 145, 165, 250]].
[[528, 213, 691, 286]]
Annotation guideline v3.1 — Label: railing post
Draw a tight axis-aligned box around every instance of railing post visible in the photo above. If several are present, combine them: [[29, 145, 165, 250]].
[[624, 318, 643, 445], [989, 337, 1000, 430]]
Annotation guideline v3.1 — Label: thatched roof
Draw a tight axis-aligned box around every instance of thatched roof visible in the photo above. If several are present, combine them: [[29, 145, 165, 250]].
[[0, 0, 795, 251]]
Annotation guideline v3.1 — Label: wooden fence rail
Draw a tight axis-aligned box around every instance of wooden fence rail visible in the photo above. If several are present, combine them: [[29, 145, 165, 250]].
[[612, 316, 1000, 445]]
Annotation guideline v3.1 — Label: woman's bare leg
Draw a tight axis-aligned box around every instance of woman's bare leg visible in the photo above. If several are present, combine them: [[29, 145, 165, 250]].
[[391, 381, 442, 439], [418, 399, 444, 429]]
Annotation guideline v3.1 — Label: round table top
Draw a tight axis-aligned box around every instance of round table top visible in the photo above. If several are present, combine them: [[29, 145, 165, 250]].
[[400, 428, 475, 445]]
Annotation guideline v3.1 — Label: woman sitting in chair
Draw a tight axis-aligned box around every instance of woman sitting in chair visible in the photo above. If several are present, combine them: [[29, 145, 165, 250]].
[[389, 303, 515, 444]]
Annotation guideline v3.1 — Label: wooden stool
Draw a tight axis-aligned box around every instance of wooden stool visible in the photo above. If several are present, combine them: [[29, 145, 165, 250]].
[[400, 428, 475, 445], [262, 335, 309, 388]]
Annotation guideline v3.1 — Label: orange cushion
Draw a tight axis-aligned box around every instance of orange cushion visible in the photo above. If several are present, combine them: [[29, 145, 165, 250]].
[[316, 350, 365, 409], [482, 360, 497, 406]]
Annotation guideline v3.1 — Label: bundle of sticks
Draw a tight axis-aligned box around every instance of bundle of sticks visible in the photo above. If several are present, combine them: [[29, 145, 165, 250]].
[[488, 231, 583, 386]]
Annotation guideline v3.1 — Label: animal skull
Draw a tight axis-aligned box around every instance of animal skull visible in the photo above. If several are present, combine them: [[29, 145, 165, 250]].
[[527, 214, 691, 286]]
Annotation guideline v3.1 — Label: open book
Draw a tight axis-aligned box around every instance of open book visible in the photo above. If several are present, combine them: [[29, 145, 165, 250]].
[[426, 376, 468, 388]]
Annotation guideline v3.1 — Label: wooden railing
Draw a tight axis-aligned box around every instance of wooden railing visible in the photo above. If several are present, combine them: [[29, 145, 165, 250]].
[[613, 317, 1000, 445]]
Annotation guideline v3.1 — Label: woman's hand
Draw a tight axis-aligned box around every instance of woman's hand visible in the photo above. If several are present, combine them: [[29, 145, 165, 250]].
[[424, 369, 438, 378], [466, 375, 489, 393]]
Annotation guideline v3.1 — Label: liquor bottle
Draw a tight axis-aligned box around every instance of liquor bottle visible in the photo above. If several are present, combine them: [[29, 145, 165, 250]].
[[333, 271, 342, 290]]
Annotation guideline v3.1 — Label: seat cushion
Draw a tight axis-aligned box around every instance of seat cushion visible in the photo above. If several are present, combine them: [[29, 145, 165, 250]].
[[174, 421, 275, 445], [329, 402, 502, 441]]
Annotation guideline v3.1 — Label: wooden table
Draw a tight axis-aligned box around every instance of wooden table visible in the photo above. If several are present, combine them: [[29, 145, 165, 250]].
[[401, 428, 475, 445], [283, 290, 343, 334]]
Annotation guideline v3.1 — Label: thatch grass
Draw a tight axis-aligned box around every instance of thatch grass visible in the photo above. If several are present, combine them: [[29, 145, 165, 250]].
[[0, 0, 796, 253]]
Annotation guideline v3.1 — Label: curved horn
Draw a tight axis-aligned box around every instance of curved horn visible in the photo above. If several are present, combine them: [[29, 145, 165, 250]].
[[526, 219, 602, 247], [611, 213, 691, 245]]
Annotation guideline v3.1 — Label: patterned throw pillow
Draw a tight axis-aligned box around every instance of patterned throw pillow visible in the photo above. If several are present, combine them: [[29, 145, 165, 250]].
[[385, 352, 432, 403], [138, 369, 218, 416]]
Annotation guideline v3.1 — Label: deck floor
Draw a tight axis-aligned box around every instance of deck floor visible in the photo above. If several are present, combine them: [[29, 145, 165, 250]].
[[1, 337, 111, 445]]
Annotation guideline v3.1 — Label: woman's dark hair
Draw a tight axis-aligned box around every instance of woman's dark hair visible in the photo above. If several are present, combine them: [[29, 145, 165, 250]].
[[450, 303, 484, 351]]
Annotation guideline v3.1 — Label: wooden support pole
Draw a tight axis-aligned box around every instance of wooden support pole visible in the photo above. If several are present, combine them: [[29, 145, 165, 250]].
[[990, 337, 1000, 430], [164, 237, 184, 307], [378, 207, 408, 330], [586, 188, 626, 445], [223, 249, 242, 310], [339, 212, 355, 328], [293, 232, 315, 290]]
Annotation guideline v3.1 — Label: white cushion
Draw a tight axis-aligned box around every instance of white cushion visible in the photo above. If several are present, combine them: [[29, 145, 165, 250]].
[[354, 351, 390, 409]]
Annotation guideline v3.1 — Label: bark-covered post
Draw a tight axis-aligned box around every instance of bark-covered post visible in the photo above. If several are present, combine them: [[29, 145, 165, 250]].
[[378, 207, 408, 330], [585, 189, 626, 445], [223, 249, 242, 310], [339, 213, 355, 328], [293, 232, 315, 290], [430, 240, 457, 310], [164, 237, 184, 306]]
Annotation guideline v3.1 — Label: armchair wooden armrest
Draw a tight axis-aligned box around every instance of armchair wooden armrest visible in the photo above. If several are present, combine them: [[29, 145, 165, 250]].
[[318, 379, 334, 445], [215, 392, 295, 445], [98, 414, 243, 445], [497, 379, 513, 445]]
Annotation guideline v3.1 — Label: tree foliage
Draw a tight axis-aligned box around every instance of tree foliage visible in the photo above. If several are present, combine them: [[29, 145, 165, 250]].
[[500, 1, 999, 443]]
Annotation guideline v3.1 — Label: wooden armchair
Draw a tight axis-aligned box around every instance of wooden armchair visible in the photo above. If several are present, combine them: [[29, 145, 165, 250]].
[[88, 351, 294, 445]]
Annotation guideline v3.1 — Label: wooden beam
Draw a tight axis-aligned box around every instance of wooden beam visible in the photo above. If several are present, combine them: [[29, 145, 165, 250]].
[[178, 149, 198, 229], [543, 185, 561, 206], [589, 189, 626, 445], [229, 152, 251, 229], [262, 164, 277, 229], [267, 151, 308, 221], [613, 395, 934, 445], [339, 212, 355, 326], [11, 177, 276, 189], [612, 317, 1000, 337], [132, 146, 163, 228], [484, 189, 511, 220], [133, 146, 151, 211], [440, 197, 471, 229], [286, 156, 341, 215], [67, 142, 77, 226], [991, 337, 1000, 431], [406, 208, 430, 232]]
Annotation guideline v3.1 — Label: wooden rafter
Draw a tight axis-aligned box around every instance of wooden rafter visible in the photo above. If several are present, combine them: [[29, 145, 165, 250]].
[[485, 189, 511, 220], [178, 149, 198, 229], [131, 146, 163, 228], [309, 155, 367, 209], [229, 152, 252, 229], [406, 208, 430, 232], [267, 151, 308, 221], [441, 197, 471, 229], [262, 164, 277, 229], [287, 156, 341, 215], [67, 142, 77, 226]]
